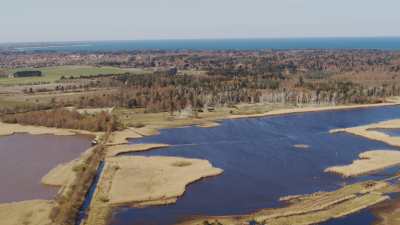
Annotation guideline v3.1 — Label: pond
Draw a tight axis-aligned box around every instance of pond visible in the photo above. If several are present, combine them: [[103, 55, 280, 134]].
[[0, 133, 91, 203]]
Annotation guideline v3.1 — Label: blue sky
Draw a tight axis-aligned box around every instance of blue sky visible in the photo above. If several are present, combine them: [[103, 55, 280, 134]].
[[1, 0, 399, 43]]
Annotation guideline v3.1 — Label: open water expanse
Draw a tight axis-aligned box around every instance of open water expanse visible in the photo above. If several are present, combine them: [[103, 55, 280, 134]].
[[105, 105, 400, 225]]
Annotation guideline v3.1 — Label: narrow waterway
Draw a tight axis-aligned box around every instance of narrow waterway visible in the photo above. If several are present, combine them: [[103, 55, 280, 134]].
[[109, 106, 400, 225], [0, 133, 91, 203], [76, 161, 105, 225]]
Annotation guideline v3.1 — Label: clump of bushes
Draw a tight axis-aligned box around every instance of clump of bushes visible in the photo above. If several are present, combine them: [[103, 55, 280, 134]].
[[1, 108, 121, 132]]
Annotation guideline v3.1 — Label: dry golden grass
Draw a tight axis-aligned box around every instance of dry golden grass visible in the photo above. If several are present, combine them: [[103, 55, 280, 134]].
[[106, 128, 143, 145], [41, 160, 79, 187], [331, 119, 400, 147], [106, 143, 170, 157], [0, 121, 102, 138], [325, 150, 400, 177], [0, 200, 54, 225], [105, 156, 223, 207]]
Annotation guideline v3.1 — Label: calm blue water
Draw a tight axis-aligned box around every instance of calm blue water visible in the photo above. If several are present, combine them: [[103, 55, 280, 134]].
[[5, 37, 400, 52], [108, 105, 400, 225], [321, 209, 377, 225]]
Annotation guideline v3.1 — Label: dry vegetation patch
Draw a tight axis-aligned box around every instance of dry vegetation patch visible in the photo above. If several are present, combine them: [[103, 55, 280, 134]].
[[105, 156, 223, 207], [325, 150, 400, 177], [106, 128, 143, 145], [0, 200, 54, 225], [331, 119, 400, 147]]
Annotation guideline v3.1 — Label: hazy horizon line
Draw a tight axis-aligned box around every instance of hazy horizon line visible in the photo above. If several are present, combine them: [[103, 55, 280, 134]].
[[2, 35, 400, 45]]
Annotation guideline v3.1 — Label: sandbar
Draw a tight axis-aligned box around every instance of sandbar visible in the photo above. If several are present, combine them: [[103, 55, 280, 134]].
[[107, 128, 143, 145], [331, 119, 400, 147], [228, 102, 400, 120], [325, 150, 400, 177], [179, 181, 390, 225], [106, 143, 170, 157]]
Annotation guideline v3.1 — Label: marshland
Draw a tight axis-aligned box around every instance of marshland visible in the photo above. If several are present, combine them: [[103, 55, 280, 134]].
[[3, 45, 400, 225]]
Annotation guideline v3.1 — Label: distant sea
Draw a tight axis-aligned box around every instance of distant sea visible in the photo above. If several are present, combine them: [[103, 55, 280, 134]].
[[2, 37, 400, 52]]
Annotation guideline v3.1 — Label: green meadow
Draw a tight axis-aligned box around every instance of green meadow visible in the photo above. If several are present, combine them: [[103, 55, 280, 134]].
[[0, 65, 131, 85]]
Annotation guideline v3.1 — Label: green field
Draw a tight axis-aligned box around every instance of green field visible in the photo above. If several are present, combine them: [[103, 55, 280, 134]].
[[0, 65, 133, 85]]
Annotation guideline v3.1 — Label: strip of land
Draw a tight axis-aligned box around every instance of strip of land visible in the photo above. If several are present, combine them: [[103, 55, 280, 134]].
[[178, 181, 392, 225], [0, 121, 102, 139], [228, 102, 400, 120], [330, 119, 400, 148], [325, 150, 400, 177], [106, 143, 170, 157]]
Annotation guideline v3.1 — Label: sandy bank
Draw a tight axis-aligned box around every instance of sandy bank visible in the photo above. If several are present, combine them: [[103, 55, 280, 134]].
[[228, 102, 400, 120], [331, 119, 400, 147], [325, 150, 400, 177], [0, 121, 101, 138], [106, 143, 170, 157], [196, 121, 220, 128], [179, 181, 390, 225], [293, 144, 310, 149], [107, 128, 143, 145], [41, 146, 96, 188], [41, 159, 78, 187], [105, 156, 223, 207], [0, 200, 53, 225]]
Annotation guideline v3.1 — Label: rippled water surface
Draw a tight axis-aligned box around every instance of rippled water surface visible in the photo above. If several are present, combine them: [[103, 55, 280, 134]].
[[110, 106, 400, 225]]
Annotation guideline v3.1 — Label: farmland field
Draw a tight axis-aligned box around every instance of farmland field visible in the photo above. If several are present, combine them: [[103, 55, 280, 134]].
[[0, 65, 132, 85]]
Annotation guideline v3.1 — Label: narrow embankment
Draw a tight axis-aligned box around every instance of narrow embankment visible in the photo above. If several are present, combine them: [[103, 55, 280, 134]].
[[49, 132, 110, 225]]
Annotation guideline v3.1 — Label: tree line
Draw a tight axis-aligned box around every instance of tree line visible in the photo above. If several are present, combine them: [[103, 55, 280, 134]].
[[1, 109, 121, 132]]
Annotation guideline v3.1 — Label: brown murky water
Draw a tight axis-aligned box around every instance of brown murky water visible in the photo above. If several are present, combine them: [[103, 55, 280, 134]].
[[0, 133, 91, 203]]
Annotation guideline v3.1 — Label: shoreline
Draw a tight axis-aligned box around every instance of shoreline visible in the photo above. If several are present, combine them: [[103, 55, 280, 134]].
[[177, 181, 394, 225], [1, 102, 400, 225], [85, 102, 400, 225], [1, 102, 398, 140], [227, 102, 400, 120], [325, 150, 400, 177], [0, 121, 102, 140], [0, 125, 106, 225], [330, 119, 400, 148]]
